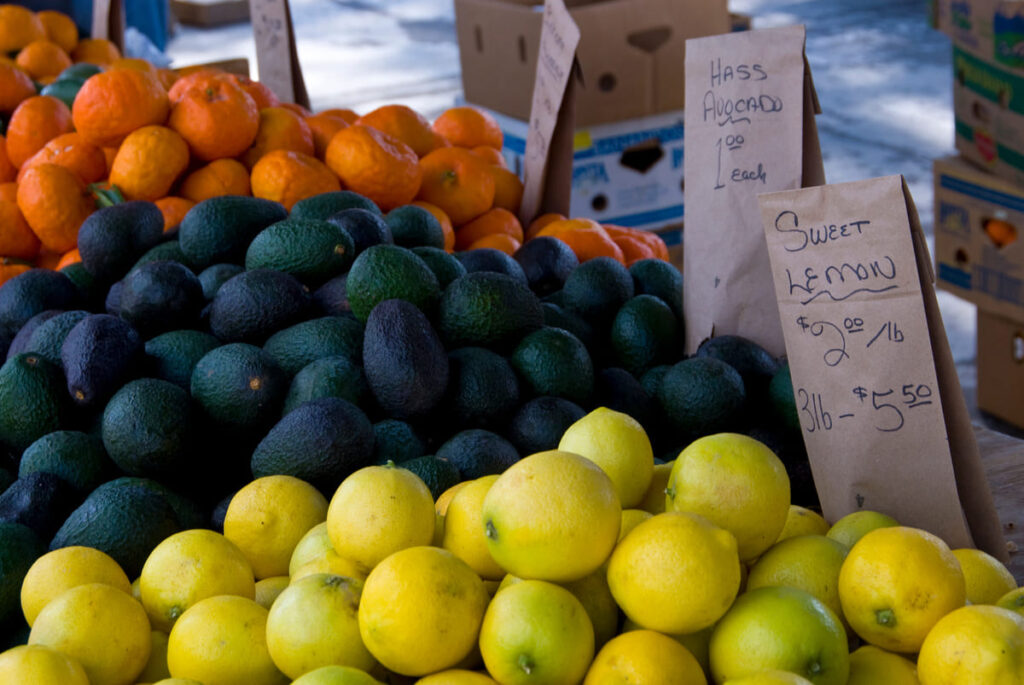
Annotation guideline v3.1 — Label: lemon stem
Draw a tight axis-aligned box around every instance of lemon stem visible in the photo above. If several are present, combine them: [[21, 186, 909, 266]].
[[517, 654, 534, 674], [875, 608, 896, 627], [485, 520, 498, 540]]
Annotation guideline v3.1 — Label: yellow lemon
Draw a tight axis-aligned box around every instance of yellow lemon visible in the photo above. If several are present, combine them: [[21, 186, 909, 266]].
[[293, 665, 384, 684], [666, 434, 789, 561], [153, 679, 204, 685], [724, 672, 814, 684], [167, 595, 286, 685], [266, 573, 374, 678], [139, 529, 256, 632], [498, 569, 618, 649], [637, 460, 672, 514], [442, 475, 504, 579], [607, 512, 740, 634], [358, 546, 488, 676], [29, 582, 152, 685], [0, 644, 89, 685], [557, 407, 654, 507], [583, 629, 706, 684], [225, 475, 329, 580], [917, 605, 1024, 684], [20, 546, 132, 626], [952, 548, 1017, 605], [777, 506, 829, 543], [136, 630, 171, 684], [838, 526, 965, 653], [997, 587, 1024, 617], [479, 579, 594, 685], [847, 645, 918, 685], [327, 465, 434, 572], [254, 575, 290, 609], [747, 535, 849, 630], [292, 549, 366, 583], [417, 670, 499, 684], [482, 450, 621, 582], [825, 510, 898, 549], [132, 576, 141, 600], [625, 617, 715, 678], [709, 586, 849, 685], [436, 481, 470, 516], [289, 522, 333, 576], [619, 509, 653, 542]]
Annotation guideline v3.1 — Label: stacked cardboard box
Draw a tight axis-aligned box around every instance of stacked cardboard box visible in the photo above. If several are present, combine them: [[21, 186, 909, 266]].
[[933, 0, 1024, 427]]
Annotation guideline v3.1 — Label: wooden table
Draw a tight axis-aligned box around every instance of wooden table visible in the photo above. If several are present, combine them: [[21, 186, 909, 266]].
[[975, 425, 1023, 583]]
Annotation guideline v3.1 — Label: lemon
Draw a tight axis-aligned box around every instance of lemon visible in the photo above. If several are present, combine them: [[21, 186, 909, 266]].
[[327, 465, 435, 572], [225, 476, 329, 579], [254, 575, 290, 609], [133, 576, 142, 600], [747, 535, 849, 630], [619, 509, 653, 542], [482, 450, 621, 582], [417, 671, 499, 684], [139, 528, 256, 632], [293, 665, 384, 684], [29, 582, 152, 685], [607, 512, 740, 634], [777, 507, 829, 543], [20, 546, 132, 626], [838, 526, 965, 653], [626, 618, 715, 678], [917, 605, 1024, 683], [825, 510, 898, 549], [436, 481, 470, 516], [0, 644, 89, 685], [997, 587, 1024, 616], [480, 579, 594, 685], [153, 679, 204, 685], [847, 645, 918, 685], [666, 434, 789, 561], [557, 407, 654, 507], [952, 548, 1017, 605], [291, 549, 367, 583], [289, 522, 333, 576], [358, 546, 488, 676], [724, 672, 814, 684], [640, 461, 673, 514], [136, 630, 171, 684], [167, 595, 286, 685], [583, 629, 706, 684], [709, 586, 849, 685], [499, 569, 618, 648], [443, 475, 504, 579]]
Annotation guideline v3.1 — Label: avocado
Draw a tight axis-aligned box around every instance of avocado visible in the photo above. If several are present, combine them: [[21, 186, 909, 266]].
[[325, 208, 392, 255], [411, 246, 466, 289], [58, 63, 102, 80], [385, 205, 445, 249], [0, 472, 80, 540], [630, 258, 683, 319], [118, 261, 204, 338], [658, 357, 746, 438], [6, 309, 62, 361], [511, 327, 594, 405], [594, 367, 654, 426], [283, 355, 368, 415], [210, 491, 234, 533], [245, 219, 354, 286], [0, 353, 66, 454], [77, 201, 164, 281], [438, 272, 543, 350], [506, 396, 585, 455], [541, 302, 595, 352], [131, 239, 195, 273], [0, 523, 43, 626], [768, 362, 800, 436], [562, 257, 634, 327], [0, 269, 80, 339], [610, 294, 680, 376], [640, 365, 671, 399], [446, 347, 519, 429], [345, 244, 440, 322], [18, 430, 113, 492], [59, 262, 105, 312], [695, 335, 780, 400], [262, 316, 363, 376], [398, 455, 460, 499], [190, 342, 288, 432], [197, 264, 244, 301], [61, 314, 142, 408], [143, 329, 221, 390], [106, 476, 208, 530], [23, 310, 89, 366], [208, 268, 312, 343], [0, 469, 11, 495], [251, 397, 374, 494], [373, 419, 425, 465], [457, 248, 529, 287], [436, 429, 519, 479], [363, 299, 448, 420], [101, 378, 194, 480], [104, 280, 124, 316], [513, 236, 579, 296], [291, 191, 382, 221], [40, 77, 82, 108], [312, 275, 350, 316], [178, 196, 288, 269]]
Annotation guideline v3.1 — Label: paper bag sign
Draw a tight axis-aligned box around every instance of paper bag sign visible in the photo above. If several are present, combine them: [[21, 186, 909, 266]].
[[249, 0, 310, 109], [518, 0, 581, 226], [759, 175, 1008, 560], [92, 0, 126, 52], [683, 25, 824, 358]]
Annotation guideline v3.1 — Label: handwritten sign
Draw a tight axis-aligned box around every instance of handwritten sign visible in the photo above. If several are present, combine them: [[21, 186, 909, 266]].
[[683, 25, 823, 357], [759, 176, 1008, 553], [519, 0, 580, 225], [249, 0, 309, 109]]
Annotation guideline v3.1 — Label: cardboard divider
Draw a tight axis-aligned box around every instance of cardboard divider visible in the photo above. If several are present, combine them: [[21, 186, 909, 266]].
[[248, 0, 310, 109], [91, 0, 126, 53]]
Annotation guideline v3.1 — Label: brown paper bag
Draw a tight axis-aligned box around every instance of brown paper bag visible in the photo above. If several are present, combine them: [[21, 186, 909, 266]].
[[249, 0, 310, 109], [92, 0, 126, 52], [758, 175, 1008, 560], [683, 25, 824, 358]]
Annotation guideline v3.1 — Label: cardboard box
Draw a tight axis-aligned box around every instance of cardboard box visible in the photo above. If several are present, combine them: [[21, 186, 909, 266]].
[[171, 0, 250, 26], [977, 308, 1024, 427], [936, 0, 1024, 70]]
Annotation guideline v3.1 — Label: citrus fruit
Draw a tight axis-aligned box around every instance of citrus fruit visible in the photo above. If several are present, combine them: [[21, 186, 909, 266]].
[[326, 125, 421, 211], [846, 645, 918, 685], [254, 576, 290, 609], [619, 508, 653, 542], [997, 587, 1024, 617], [289, 521, 334, 575], [917, 605, 1024, 684], [442, 475, 504, 580], [724, 672, 814, 685], [20, 545, 132, 626], [0, 643, 89, 685], [136, 630, 172, 684], [291, 550, 367, 583], [417, 670, 498, 684], [777, 506, 829, 543], [293, 665, 383, 685], [639, 461, 673, 514], [825, 510, 898, 549], [583, 629, 706, 684], [417, 146, 495, 226], [952, 548, 1017, 605], [432, 106, 502, 150]]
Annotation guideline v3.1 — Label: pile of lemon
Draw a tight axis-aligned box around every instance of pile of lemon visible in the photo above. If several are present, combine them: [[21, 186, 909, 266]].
[[0, 407, 1021, 685]]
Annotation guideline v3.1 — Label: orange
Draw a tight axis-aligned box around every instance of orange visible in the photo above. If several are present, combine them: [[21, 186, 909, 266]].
[[0, 259, 30, 285], [168, 77, 259, 161], [35, 249, 61, 269], [320, 108, 359, 125], [167, 69, 224, 103], [109, 125, 190, 201], [279, 102, 312, 117], [6, 95, 74, 168], [55, 247, 80, 269], [469, 233, 521, 255], [412, 200, 455, 252], [536, 217, 602, 238], [558, 225, 624, 264], [0, 5, 47, 53], [234, 75, 279, 109], [357, 104, 444, 157], [432, 106, 503, 150], [0, 182, 41, 260], [306, 112, 349, 160], [455, 207, 523, 251], [490, 166, 524, 214], [37, 10, 78, 53], [16, 163, 94, 253], [15, 40, 71, 81], [70, 38, 121, 65], [417, 146, 495, 226], [526, 213, 567, 239], [325, 124, 421, 211], [0, 62, 36, 112], [180, 158, 252, 203], [109, 57, 158, 76], [101, 146, 118, 174], [72, 69, 170, 147], [0, 134, 14, 182], [155, 197, 196, 232], [250, 149, 341, 210], [17, 132, 106, 185], [610, 233, 654, 265], [471, 145, 506, 168], [604, 225, 667, 263], [156, 68, 178, 92], [242, 106, 315, 169]]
